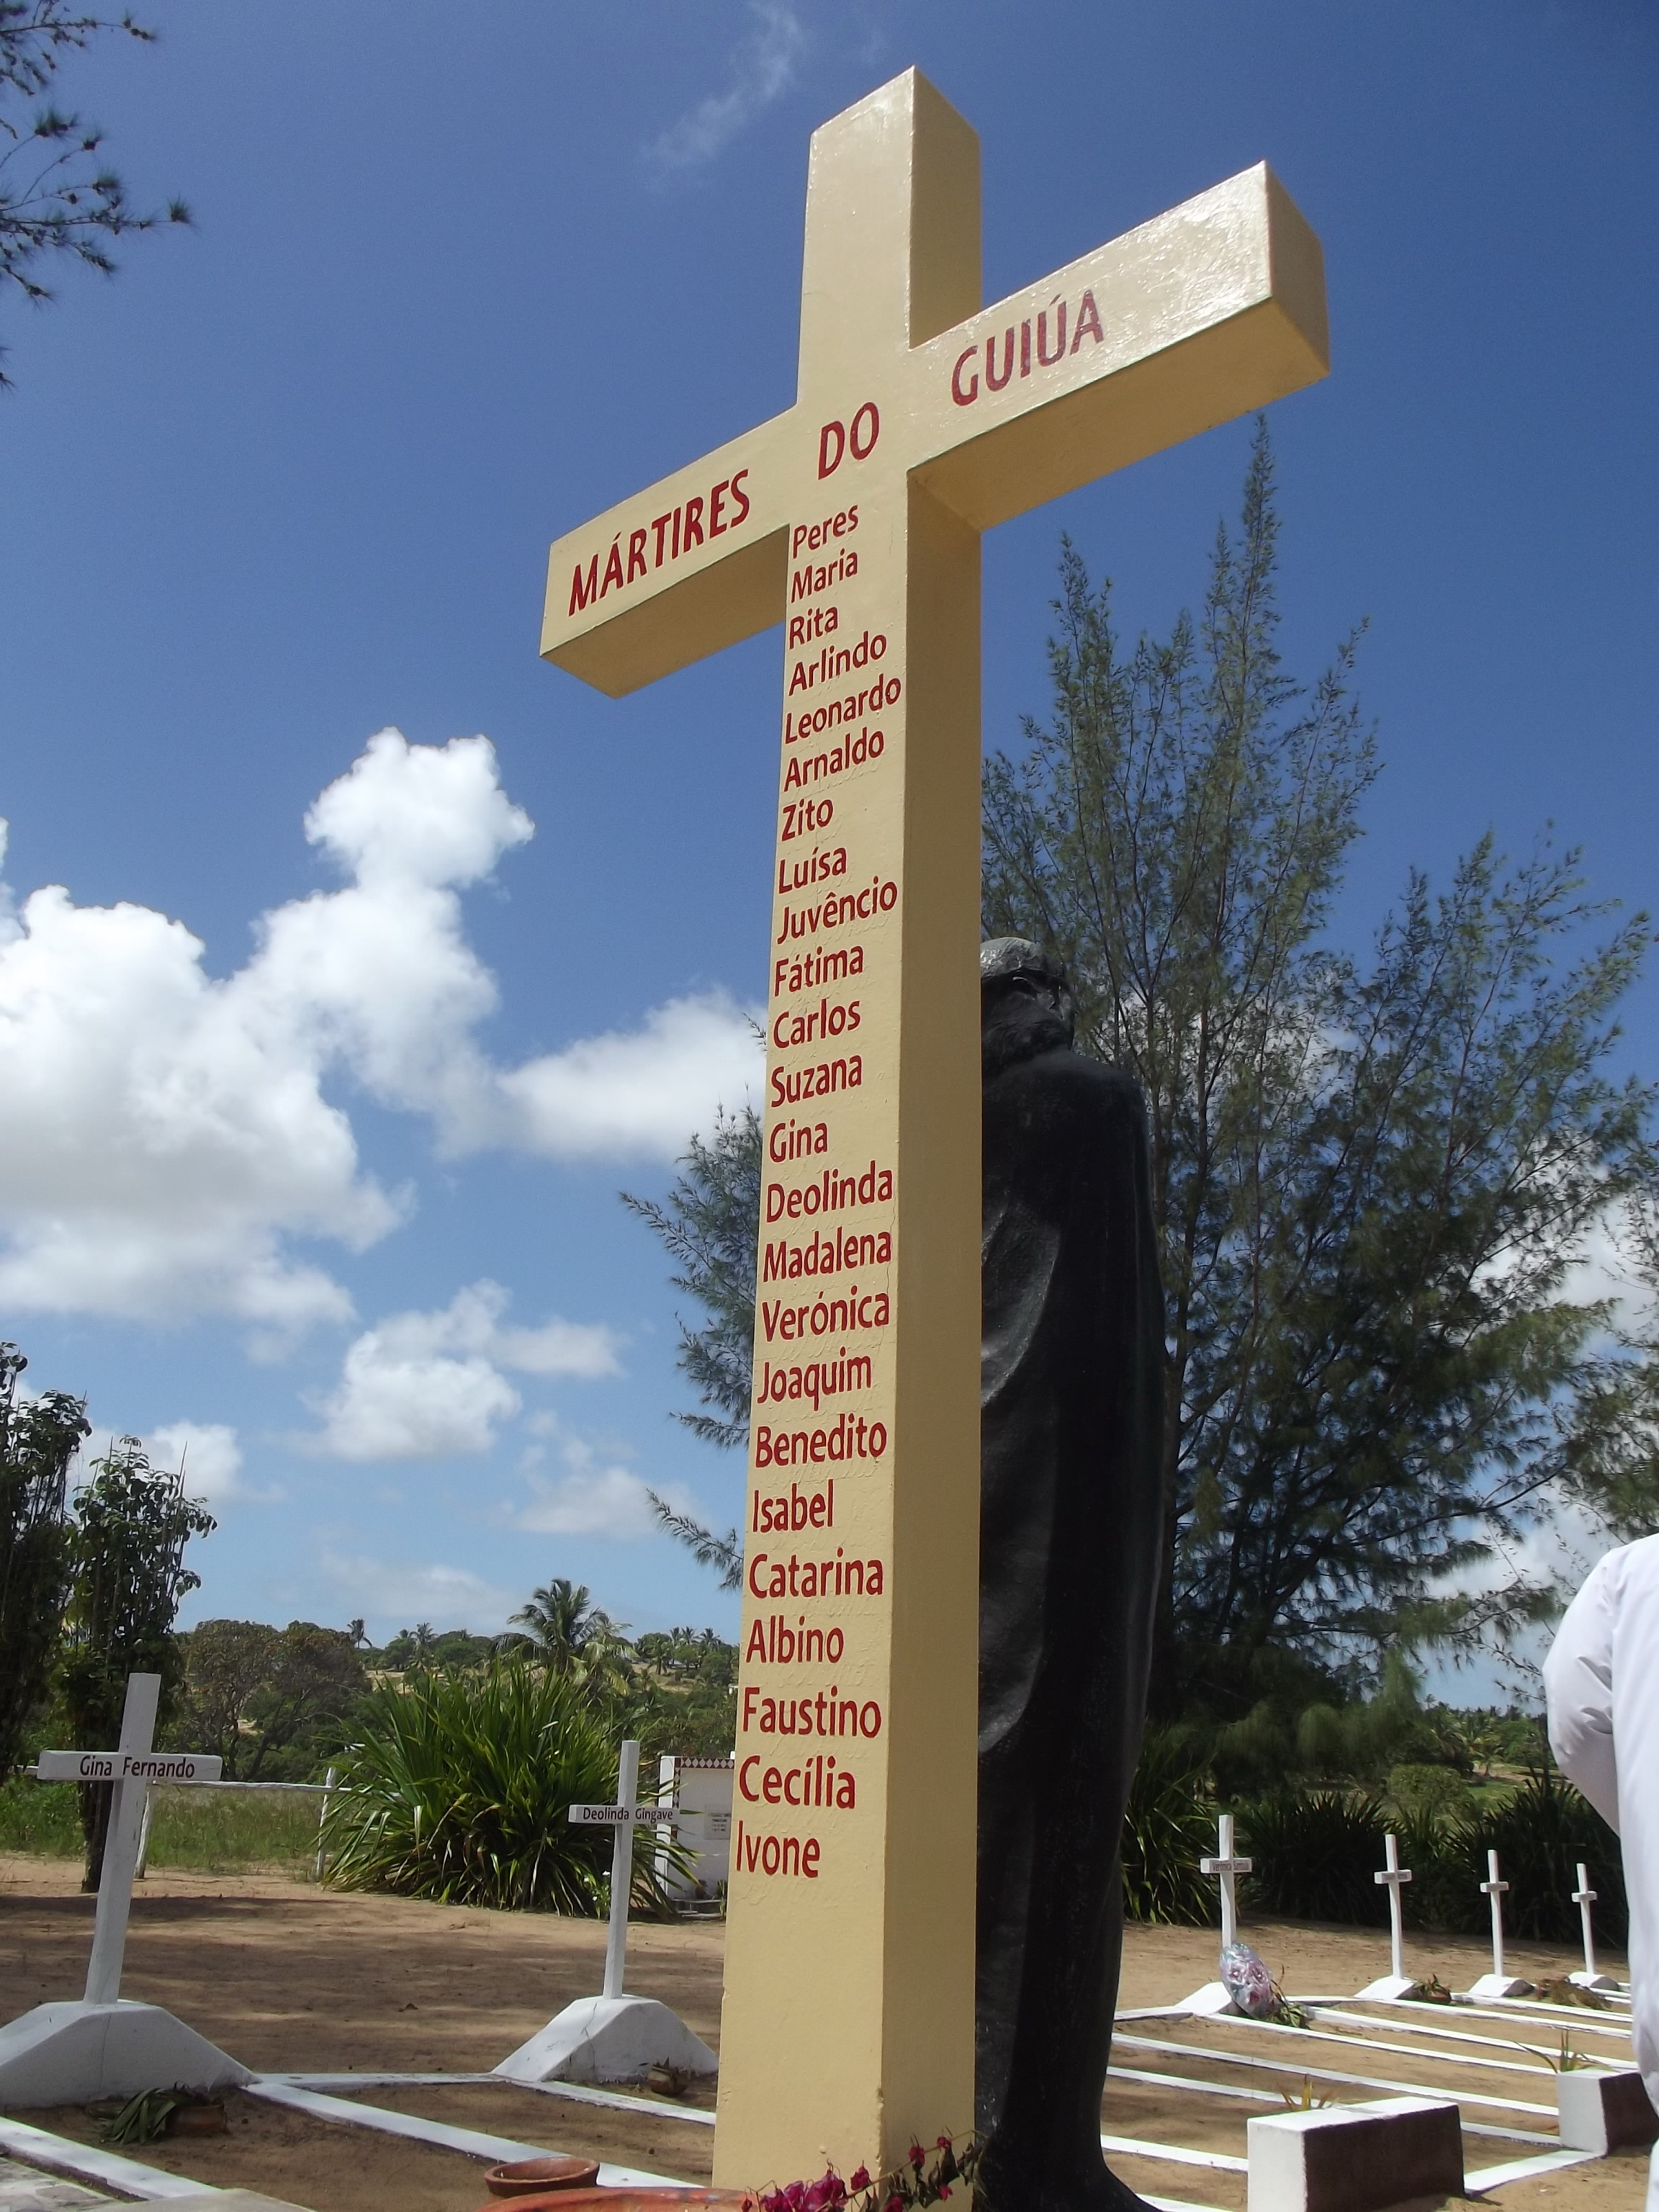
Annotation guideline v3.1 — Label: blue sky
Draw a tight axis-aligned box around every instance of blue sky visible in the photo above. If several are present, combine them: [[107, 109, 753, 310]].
[[1, 0, 1654, 1658]]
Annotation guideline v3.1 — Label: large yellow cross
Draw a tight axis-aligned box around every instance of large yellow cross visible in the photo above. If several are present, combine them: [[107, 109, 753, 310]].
[[539, 68, 1326, 2192]]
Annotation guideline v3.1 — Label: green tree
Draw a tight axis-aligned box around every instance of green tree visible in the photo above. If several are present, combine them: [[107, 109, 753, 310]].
[[499, 1577, 611, 1674], [1, 2, 189, 382], [624, 1105, 762, 1449], [623, 1107, 760, 1580], [61, 1436, 214, 1887], [982, 427, 1655, 1713], [175, 1617, 277, 1776], [177, 1619, 367, 1779], [0, 1343, 89, 1776]]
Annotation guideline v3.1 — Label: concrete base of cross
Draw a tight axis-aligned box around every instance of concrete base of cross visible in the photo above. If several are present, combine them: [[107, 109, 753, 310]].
[[1568, 1970, 1623, 1992], [494, 1994, 718, 2086], [1354, 1974, 1419, 2002], [0, 2000, 249, 2105], [1465, 1973, 1532, 2000], [1177, 1980, 1238, 2016]]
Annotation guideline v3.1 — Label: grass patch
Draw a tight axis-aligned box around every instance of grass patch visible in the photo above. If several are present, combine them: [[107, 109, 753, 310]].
[[0, 1778, 324, 1874], [0, 1776, 82, 1855]]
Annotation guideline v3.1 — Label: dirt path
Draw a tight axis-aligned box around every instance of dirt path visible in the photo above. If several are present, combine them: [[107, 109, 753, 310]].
[[0, 1853, 1643, 2212]]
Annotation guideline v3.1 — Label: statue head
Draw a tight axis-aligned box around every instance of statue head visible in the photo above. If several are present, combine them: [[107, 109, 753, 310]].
[[980, 938, 1075, 1075]]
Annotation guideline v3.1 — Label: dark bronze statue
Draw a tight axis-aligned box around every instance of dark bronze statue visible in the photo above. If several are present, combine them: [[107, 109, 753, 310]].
[[976, 938, 1166, 2212]]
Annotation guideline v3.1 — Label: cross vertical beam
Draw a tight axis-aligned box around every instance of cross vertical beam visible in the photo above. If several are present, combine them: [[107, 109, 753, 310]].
[[1480, 1851, 1510, 1982], [716, 81, 984, 2187], [1375, 1833, 1413, 1984], [1573, 1863, 1598, 1982], [84, 1672, 160, 2006], [603, 1739, 642, 2001]]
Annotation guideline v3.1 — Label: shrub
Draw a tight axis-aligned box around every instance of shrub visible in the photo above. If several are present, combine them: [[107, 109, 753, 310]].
[[1238, 1790, 1390, 1925], [1122, 1728, 1216, 1925], [1417, 1768, 1626, 1946], [1388, 1763, 1468, 1820], [0, 1773, 82, 1853], [322, 1660, 687, 1914]]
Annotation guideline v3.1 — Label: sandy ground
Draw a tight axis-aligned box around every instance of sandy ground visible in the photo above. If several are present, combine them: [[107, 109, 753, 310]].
[[1, 1853, 1645, 2212]]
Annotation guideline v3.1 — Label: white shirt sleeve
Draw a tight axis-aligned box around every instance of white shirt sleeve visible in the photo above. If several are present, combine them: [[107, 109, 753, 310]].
[[1545, 1556, 1621, 1833]]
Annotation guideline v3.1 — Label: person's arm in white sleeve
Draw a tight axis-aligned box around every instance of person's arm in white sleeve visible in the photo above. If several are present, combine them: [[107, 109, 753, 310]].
[[1545, 1558, 1620, 1832]]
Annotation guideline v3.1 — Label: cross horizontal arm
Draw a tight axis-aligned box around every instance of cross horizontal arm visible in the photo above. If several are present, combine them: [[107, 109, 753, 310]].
[[909, 164, 1326, 531], [540, 413, 796, 696]]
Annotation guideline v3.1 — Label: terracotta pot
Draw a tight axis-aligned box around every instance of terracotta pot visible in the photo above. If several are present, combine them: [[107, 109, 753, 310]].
[[482, 2157, 603, 2196], [475, 2192, 752, 2212], [167, 2105, 228, 2139]]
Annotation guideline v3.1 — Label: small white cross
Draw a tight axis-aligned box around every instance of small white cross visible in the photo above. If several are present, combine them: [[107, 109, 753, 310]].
[[1200, 1812, 1253, 1953], [1480, 1848, 1511, 1982], [31, 1671, 230, 2009], [1374, 1832, 1413, 1985], [1572, 1861, 1599, 1984], [565, 1739, 679, 2000]]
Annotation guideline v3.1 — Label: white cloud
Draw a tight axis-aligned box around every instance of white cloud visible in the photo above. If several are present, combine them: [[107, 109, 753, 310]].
[[148, 1420, 248, 1503], [317, 1547, 516, 1635], [499, 994, 760, 1159], [513, 1429, 665, 1541], [310, 1280, 621, 1462], [0, 729, 761, 1333], [647, 0, 806, 171]]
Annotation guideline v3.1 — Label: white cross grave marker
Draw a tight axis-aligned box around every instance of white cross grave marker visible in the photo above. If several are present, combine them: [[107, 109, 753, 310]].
[[30, 1673, 223, 2003], [495, 1737, 719, 2088], [1569, 1861, 1619, 1990], [1357, 1833, 1417, 2001], [1468, 1848, 1529, 1999], [1183, 1814, 1254, 2013], [0, 1671, 243, 2103], [565, 1737, 673, 1999], [1202, 1812, 1253, 1951]]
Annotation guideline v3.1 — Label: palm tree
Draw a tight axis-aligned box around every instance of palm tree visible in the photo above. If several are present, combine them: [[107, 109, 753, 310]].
[[574, 1614, 637, 1701], [503, 1578, 599, 1674]]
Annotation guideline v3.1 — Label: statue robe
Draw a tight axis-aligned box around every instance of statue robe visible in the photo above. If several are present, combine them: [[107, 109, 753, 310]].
[[976, 1041, 1166, 2211]]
